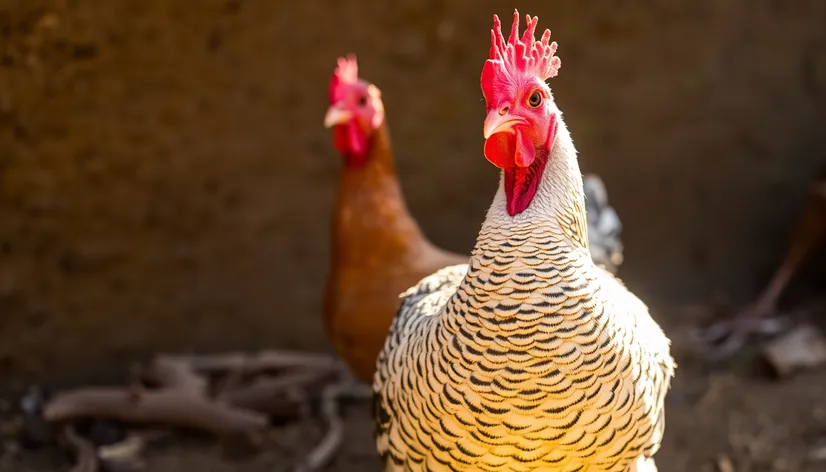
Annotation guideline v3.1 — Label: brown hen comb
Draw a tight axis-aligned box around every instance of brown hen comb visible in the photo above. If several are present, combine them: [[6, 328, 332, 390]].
[[488, 10, 560, 81], [330, 53, 359, 102]]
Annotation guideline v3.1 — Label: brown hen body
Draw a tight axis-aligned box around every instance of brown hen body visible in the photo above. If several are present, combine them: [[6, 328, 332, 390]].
[[324, 125, 467, 383]]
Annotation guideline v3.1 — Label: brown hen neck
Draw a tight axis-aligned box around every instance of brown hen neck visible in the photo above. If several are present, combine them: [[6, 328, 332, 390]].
[[331, 124, 429, 265]]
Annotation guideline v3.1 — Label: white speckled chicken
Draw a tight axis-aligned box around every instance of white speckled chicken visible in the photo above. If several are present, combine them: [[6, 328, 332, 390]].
[[372, 11, 675, 472]]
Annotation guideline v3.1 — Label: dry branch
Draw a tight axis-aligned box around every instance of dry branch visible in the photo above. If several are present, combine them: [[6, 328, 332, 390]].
[[141, 355, 207, 395], [220, 368, 340, 417], [62, 426, 99, 472], [44, 350, 352, 472], [293, 378, 372, 472], [166, 351, 339, 376], [97, 433, 150, 472], [45, 387, 268, 440]]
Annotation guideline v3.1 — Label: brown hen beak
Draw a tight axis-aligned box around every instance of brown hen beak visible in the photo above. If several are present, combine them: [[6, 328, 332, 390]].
[[324, 105, 353, 128], [483, 110, 527, 139]]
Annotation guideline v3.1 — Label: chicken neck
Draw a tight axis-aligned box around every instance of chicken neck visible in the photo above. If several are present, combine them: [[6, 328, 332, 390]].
[[330, 124, 429, 267], [480, 117, 589, 264], [444, 117, 594, 324]]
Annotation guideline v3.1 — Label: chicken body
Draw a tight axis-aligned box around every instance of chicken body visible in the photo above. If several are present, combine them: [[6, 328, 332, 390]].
[[373, 13, 673, 471], [373, 124, 673, 472], [324, 55, 625, 384], [324, 133, 622, 384], [324, 124, 467, 383]]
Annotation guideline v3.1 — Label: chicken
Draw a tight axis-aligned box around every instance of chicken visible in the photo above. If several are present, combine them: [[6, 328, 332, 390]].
[[322, 55, 468, 383], [696, 165, 826, 359], [322, 56, 626, 384], [584, 174, 624, 274], [373, 11, 675, 472]]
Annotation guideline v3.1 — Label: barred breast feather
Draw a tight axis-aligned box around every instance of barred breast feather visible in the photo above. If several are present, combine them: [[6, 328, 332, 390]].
[[372, 221, 674, 472], [372, 22, 674, 467]]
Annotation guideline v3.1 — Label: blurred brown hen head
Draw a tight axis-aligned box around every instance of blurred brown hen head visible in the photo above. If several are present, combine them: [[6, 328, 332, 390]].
[[324, 54, 385, 168]]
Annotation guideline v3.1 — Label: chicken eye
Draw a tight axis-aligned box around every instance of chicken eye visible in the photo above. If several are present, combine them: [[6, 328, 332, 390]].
[[358, 95, 368, 107], [528, 91, 542, 108]]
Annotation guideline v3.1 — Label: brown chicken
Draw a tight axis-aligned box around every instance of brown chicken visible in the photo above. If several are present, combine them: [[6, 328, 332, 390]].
[[698, 164, 826, 358], [322, 55, 467, 383]]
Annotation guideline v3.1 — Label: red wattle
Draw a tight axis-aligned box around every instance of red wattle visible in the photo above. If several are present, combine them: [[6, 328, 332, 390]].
[[484, 131, 516, 169], [546, 114, 559, 154], [514, 127, 535, 168], [483, 114, 558, 216], [482, 115, 560, 216], [333, 121, 370, 168], [503, 155, 546, 216], [347, 120, 366, 156]]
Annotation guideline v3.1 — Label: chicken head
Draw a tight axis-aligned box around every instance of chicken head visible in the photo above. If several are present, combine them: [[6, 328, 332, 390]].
[[324, 54, 385, 168], [481, 12, 562, 216]]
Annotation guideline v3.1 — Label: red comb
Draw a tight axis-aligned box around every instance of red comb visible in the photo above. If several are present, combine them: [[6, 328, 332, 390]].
[[330, 53, 359, 102], [482, 10, 560, 94]]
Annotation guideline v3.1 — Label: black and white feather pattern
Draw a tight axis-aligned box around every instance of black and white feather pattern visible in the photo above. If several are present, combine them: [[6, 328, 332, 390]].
[[371, 117, 672, 472]]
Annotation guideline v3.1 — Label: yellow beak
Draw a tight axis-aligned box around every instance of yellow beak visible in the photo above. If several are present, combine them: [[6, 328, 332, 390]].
[[324, 105, 353, 128], [483, 110, 527, 139]]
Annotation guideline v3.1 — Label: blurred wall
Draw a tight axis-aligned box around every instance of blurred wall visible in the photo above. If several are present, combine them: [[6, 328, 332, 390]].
[[0, 0, 825, 387]]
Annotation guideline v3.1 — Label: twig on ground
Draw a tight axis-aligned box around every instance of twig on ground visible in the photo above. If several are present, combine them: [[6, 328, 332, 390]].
[[97, 433, 147, 472], [219, 368, 340, 417], [293, 377, 372, 472], [141, 355, 207, 395], [62, 426, 99, 472], [166, 351, 339, 376], [97, 433, 145, 461], [44, 387, 268, 440], [44, 350, 352, 472]]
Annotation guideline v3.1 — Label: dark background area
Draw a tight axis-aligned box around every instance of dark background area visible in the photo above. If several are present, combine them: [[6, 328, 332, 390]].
[[1, 1, 826, 470], [2, 0, 824, 387]]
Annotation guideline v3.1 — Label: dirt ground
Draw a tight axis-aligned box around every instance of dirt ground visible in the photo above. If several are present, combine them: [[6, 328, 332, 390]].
[[3, 307, 826, 472], [2, 0, 826, 471]]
